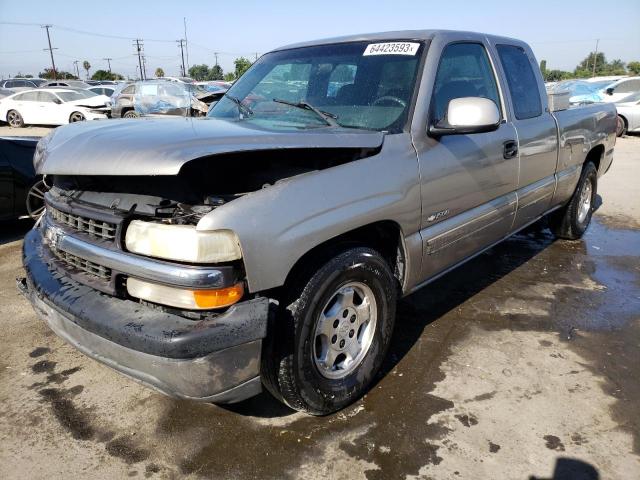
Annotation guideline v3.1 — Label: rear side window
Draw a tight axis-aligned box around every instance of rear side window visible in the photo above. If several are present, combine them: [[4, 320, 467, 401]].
[[431, 43, 501, 122], [496, 45, 542, 120], [122, 85, 135, 95]]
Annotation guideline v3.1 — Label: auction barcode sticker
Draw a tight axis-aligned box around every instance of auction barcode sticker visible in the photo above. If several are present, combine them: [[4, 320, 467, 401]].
[[363, 42, 420, 56]]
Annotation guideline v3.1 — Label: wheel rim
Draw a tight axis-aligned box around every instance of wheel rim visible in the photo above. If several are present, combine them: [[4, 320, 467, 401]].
[[577, 179, 592, 224], [313, 281, 377, 379], [70, 112, 85, 122], [26, 179, 49, 219], [8, 111, 20, 127]]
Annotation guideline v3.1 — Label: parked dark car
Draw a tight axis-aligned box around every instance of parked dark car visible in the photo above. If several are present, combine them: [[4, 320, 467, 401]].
[[0, 78, 47, 91], [0, 136, 44, 220]]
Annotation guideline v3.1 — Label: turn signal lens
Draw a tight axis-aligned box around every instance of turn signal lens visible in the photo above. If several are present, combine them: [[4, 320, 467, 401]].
[[127, 277, 244, 310]]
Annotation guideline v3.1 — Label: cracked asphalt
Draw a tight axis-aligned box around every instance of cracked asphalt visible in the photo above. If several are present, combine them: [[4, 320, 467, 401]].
[[0, 132, 638, 479]]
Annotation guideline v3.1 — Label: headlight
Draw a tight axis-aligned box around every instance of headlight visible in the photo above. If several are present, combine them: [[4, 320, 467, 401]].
[[33, 130, 55, 173], [125, 220, 242, 263]]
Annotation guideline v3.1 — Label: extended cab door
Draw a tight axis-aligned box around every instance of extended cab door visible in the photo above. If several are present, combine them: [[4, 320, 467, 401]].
[[491, 43, 558, 231], [412, 39, 519, 283]]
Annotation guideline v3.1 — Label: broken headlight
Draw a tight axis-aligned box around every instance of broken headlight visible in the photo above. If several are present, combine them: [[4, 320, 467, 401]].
[[124, 220, 242, 263]]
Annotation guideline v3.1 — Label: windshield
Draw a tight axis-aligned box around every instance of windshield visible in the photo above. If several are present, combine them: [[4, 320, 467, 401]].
[[208, 41, 424, 131]]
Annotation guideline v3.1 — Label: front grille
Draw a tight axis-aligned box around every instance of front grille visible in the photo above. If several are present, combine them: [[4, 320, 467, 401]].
[[51, 248, 112, 281], [48, 206, 117, 242]]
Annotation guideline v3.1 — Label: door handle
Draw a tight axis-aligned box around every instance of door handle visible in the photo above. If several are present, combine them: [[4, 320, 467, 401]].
[[503, 140, 518, 159]]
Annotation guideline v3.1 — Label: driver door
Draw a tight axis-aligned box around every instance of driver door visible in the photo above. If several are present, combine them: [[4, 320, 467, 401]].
[[414, 41, 519, 281]]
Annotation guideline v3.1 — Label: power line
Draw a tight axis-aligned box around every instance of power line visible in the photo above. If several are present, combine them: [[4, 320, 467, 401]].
[[42, 24, 58, 80]]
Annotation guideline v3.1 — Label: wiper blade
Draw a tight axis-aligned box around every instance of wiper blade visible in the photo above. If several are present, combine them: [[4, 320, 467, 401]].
[[272, 98, 338, 126], [225, 94, 253, 117]]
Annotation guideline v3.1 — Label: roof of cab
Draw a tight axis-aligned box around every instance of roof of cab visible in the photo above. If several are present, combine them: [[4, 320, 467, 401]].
[[273, 29, 526, 52]]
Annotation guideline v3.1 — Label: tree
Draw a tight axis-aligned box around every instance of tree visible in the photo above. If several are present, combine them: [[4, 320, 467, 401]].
[[155, 67, 165, 77], [91, 70, 123, 81], [38, 68, 77, 79], [545, 69, 572, 82], [82, 60, 91, 80], [223, 72, 235, 82], [188, 64, 209, 81], [539, 60, 547, 78], [208, 64, 223, 81], [234, 57, 252, 79], [628, 61, 640, 75]]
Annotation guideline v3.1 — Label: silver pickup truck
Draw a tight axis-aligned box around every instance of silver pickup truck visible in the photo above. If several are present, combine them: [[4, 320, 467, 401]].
[[20, 30, 616, 415]]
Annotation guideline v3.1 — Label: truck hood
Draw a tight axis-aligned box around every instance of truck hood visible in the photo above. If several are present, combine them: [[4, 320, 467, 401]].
[[36, 117, 385, 176]]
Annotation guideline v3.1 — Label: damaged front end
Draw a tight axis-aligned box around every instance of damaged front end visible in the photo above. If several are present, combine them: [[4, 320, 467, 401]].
[[20, 117, 384, 402]]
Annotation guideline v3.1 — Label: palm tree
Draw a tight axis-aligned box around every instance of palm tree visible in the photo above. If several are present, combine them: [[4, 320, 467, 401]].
[[82, 61, 91, 80]]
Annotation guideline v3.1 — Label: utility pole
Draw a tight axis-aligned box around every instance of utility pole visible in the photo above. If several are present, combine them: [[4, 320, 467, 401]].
[[42, 25, 58, 80], [133, 39, 144, 80], [177, 39, 186, 76], [214, 52, 219, 66], [73, 60, 80, 79], [183, 17, 189, 72], [254, 52, 258, 62], [142, 55, 147, 80], [103, 57, 112, 73], [591, 39, 599, 78]]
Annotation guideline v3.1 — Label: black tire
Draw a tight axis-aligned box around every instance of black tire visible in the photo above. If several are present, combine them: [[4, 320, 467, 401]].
[[549, 162, 598, 240], [262, 247, 397, 415], [7, 110, 24, 128], [123, 110, 139, 118], [616, 115, 627, 137], [69, 111, 85, 123]]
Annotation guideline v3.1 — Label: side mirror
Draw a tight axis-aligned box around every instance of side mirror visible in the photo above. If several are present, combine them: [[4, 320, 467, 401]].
[[53, 98, 62, 104], [605, 87, 614, 96], [429, 97, 501, 137]]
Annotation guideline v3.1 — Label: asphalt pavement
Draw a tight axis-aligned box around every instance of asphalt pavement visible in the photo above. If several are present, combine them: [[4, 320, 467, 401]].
[[0, 132, 638, 479]]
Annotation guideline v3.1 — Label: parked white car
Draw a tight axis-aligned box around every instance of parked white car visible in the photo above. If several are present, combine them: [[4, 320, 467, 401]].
[[615, 91, 640, 136], [0, 89, 108, 127], [600, 77, 640, 103]]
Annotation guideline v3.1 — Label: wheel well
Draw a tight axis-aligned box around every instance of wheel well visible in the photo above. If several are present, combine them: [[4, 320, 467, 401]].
[[585, 144, 604, 172], [282, 221, 405, 293]]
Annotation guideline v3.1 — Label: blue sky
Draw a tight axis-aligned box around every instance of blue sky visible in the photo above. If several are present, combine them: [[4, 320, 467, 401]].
[[1, 0, 639, 79]]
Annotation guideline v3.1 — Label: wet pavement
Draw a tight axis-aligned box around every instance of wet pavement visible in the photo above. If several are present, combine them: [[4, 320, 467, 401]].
[[0, 137, 639, 479]]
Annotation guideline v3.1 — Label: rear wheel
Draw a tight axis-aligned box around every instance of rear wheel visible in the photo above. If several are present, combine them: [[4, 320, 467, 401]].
[[69, 112, 85, 123], [7, 110, 24, 128], [616, 115, 627, 137], [549, 162, 597, 240], [123, 110, 139, 118], [262, 247, 397, 415]]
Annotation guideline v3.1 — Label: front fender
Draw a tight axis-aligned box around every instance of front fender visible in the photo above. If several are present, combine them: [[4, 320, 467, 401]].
[[196, 134, 421, 292]]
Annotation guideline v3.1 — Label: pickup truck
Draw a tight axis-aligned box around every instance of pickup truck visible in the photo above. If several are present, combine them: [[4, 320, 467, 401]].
[[20, 30, 617, 415]]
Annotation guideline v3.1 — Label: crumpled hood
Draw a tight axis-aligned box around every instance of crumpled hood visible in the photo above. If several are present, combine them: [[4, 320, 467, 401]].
[[36, 117, 385, 176]]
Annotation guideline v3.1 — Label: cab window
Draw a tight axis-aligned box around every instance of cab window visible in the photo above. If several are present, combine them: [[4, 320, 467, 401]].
[[431, 43, 501, 123], [496, 45, 542, 120]]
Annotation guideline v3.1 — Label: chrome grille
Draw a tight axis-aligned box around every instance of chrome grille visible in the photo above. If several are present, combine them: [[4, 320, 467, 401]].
[[52, 248, 112, 280], [48, 206, 117, 242]]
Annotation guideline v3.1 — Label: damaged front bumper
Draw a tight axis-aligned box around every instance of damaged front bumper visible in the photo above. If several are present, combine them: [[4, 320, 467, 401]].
[[19, 228, 269, 403]]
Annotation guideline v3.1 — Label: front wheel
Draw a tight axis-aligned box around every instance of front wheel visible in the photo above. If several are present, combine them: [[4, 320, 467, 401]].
[[123, 110, 139, 118], [262, 247, 397, 415], [69, 111, 85, 123], [548, 162, 597, 240]]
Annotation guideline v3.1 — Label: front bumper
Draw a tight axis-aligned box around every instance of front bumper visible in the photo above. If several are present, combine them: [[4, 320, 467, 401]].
[[20, 229, 269, 403]]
